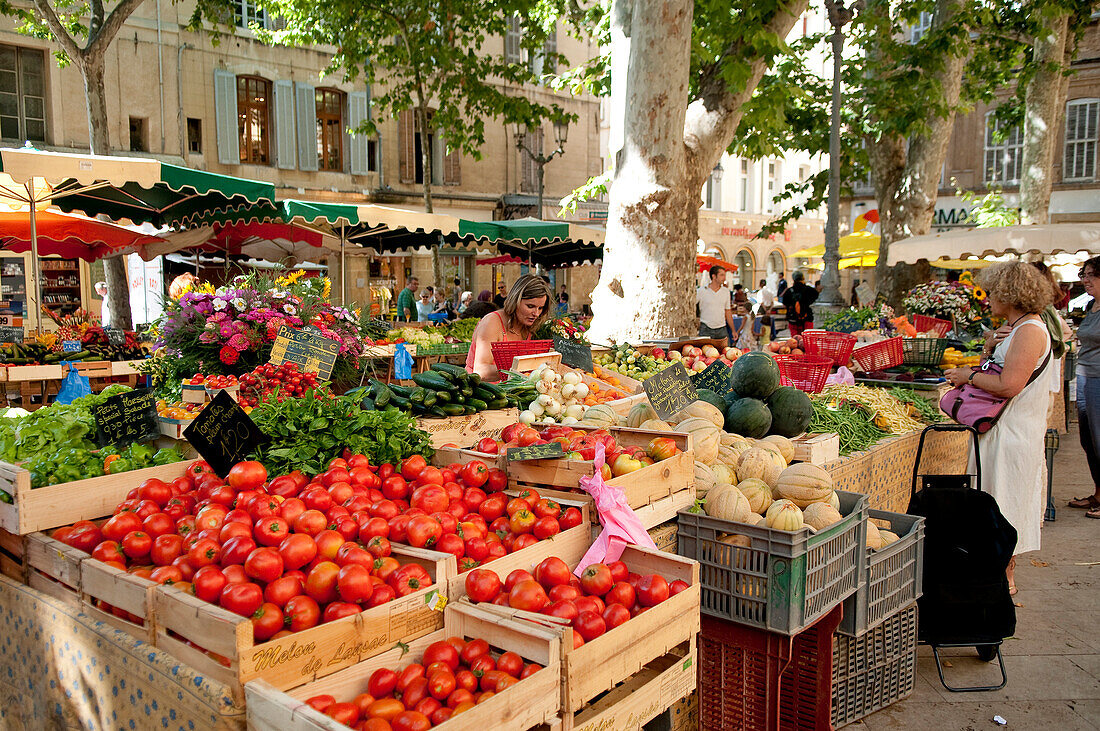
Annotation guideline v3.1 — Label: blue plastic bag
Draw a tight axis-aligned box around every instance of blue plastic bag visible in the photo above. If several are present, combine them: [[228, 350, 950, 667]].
[[394, 343, 413, 380], [55, 362, 91, 405]]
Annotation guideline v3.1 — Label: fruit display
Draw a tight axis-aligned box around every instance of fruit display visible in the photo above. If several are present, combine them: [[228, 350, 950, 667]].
[[654, 343, 743, 372], [361, 364, 509, 417], [157, 399, 207, 421], [719, 353, 814, 439], [763, 335, 804, 355], [699, 461, 849, 533], [515, 364, 627, 425], [593, 344, 673, 380], [939, 347, 980, 368], [302, 635, 545, 728], [462, 557, 688, 646], [187, 373, 239, 389], [378, 319, 478, 347], [466, 423, 683, 480], [238, 362, 325, 407]]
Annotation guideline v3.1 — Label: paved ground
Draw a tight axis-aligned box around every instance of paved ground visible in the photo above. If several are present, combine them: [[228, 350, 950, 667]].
[[853, 422, 1100, 730]]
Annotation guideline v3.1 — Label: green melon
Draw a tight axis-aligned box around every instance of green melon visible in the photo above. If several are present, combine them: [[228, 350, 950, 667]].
[[723, 389, 743, 409], [767, 386, 814, 437], [724, 397, 773, 438], [695, 389, 728, 414], [730, 353, 781, 401]]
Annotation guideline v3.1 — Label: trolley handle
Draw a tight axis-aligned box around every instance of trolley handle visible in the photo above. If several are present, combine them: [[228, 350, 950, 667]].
[[911, 423, 981, 496]]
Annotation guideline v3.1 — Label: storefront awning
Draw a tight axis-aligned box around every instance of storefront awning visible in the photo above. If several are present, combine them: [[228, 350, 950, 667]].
[[885, 224, 1100, 265]]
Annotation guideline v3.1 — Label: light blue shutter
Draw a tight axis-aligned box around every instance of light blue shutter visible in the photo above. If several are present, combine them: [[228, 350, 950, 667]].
[[295, 82, 318, 171], [348, 91, 369, 175], [273, 80, 296, 170], [213, 69, 239, 165]]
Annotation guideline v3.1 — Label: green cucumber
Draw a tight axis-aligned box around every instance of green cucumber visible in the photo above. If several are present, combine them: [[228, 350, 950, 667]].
[[467, 398, 488, 412], [474, 380, 504, 398], [440, 404, 466, 416], [423, 391, 438, 407], [430, 363, 468, 379], [410, 387, 427, 404], [487, 397, 510, 410], [412, 372, 453, 390]]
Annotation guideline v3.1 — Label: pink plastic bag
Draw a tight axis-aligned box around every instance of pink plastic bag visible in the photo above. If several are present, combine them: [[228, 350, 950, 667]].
[[573, 443, 657, 575], [825, 366, 855, 386]]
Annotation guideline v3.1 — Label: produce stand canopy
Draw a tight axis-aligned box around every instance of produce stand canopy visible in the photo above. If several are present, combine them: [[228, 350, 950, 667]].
[[885, 223, 1100, 265]]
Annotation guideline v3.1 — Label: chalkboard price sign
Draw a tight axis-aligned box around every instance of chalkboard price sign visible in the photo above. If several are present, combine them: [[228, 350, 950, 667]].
[[92, 388, 159, 447], [643, 362, 698, 420], [183, 389, 270, 478], [269, 325, 341, 380], [105, 328, 126, 346], [690, 360, 734, 395], [553, 337, 593, 372], [507, 442, 565, 461], [0, 326, 24, 344]]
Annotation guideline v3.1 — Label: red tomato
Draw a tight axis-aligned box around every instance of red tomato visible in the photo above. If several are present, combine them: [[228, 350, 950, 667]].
[[305, 561, 341, 604], [192, 565, 229, 603], [391, 710, 431, 731], [219, 521, 252, 544], [368, 668, 398, 698], [464, 569, 502, 603], [278, 533, 317, 571], [405, 514, 443, 549], [187, 538, 221, 568], [358, 516, 390, 540], [548, 584, 581, 603], [195, 504, 228, 532], [222, 563, 248, 584], [545, 599, 579, 623], [423, 640, 460, 670], [264, 575, 303, 607], [602, 602, 632, 629], [669, 579, 690, 596], [367, 584, 396, 608], [410, 485, 448, 514], [573, 610, 607, 641], [65, 522, 104, 553], [427, 671, 456, 701], [92, 540, 126, 564], [434, 533, 464, 559], [253, 516, 290, 547], [475, 438, 499, 455], [322, 601, 362, 623], [534, 557, 572, 590], [532, 516, 561, 540], [531, 498, 562, 519], [485, 469, 507, 494], [512, 534, 539, 551], [579, 563, 613, 597], [219, 581, 263, 617], [284, 595, 321, 631], [139, 513, 173, 538], [458, 637, 489, 665], [607, 560, 628, 583], [227, 461, 267, 491], [150, 565, 184, 585], [495, 651, 523, 677], [400, 455, 427, 481], [509, 580, 550, 612], [102, 512, 143, 542], [244, 547, 284, 583], [388, 564, 432, 597], [291, 509, 327, 536], [606, 581, 636, 607], [458, 461, 489, 488], [337, 564, 374, 604], [636, 574, 670, 606], [364, 536, 391, 559], [323, 701, 359, 727], [219, 535, 257, 567], [150, 533, 184, 566], [251, 602, 284, 641], [306, 694, 335, 713]]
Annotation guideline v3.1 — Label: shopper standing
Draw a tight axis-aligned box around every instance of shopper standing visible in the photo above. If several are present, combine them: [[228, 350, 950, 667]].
[[697, 265, 737, 344], [493, 281, 508, 309], [95, 281, 112, 328], [396, 277, 419, 321], [756, 279, 775, 314], [1069, 256, 1100, 518], [466, 275, 553, 381], [776, 272, 789, 298], [780, 271, 818, 336]]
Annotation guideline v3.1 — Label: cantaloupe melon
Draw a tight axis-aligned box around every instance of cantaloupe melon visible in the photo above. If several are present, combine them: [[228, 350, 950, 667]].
[[774, 463, 834, 508]]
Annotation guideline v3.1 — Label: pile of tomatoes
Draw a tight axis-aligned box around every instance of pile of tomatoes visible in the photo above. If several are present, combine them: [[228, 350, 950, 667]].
[[463, 557, 687, 648], [304, 636, 542, 729], [238, 361, 325, 407], [51, 453, 583, 647], [187, 373, 238, 389]]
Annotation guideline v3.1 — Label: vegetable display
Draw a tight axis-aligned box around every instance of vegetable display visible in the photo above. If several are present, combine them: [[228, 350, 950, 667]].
[[515, 363, 627, 426], [593, 344, 673, 380], [237, 361, 326, 407], [0, 384, 133, 463], [302, 636, 544, 728], [25, 443, 183, 488], [361, 364, 508, 418], [462, 558, 688, 645], [247, 391, 435, 476], [808, 400, 889, 456]]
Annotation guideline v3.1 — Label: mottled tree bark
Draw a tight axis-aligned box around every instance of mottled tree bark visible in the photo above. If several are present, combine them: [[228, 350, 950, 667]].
[[1020, 10, 1070, 225]]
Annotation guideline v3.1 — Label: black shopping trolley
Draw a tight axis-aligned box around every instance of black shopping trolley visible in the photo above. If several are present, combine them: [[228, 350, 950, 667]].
[[906, 423, 1016, 692]]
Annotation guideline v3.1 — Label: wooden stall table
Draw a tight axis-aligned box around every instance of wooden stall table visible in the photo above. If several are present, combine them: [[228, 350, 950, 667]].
[[0, 574, 245, 730]]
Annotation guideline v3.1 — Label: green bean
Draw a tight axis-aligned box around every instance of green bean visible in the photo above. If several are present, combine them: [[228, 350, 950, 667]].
[[808, 400, 888, 455]]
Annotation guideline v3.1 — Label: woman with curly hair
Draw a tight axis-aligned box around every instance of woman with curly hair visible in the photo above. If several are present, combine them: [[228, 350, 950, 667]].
[[944, 261, 1054, 593]]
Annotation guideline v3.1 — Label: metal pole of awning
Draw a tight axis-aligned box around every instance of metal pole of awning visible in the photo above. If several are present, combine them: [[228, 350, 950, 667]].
[[340, 223, 346, 305], [27, 183, 43, 333]]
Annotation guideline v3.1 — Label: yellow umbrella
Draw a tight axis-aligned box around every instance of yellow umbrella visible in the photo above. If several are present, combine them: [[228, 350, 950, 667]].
[[804, 254, 877, 270], [793, 230, 880, 258]]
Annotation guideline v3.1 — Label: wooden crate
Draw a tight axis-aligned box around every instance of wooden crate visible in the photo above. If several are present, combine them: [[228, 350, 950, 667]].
[[72, 360, 113, 379], [511, 351, 562, 373], [792, 432, 840, 465], [454, 543, 701, 714], [2, 363, 63, 381], [0, 459, 199, 535], [0, 525, 25, 581], [153, 544, 456, 701], [110, 359, 147, 376], [157, 416, 194, 440], [246, 602, 562, 731], [548, 641, 697, 731], [415, 407, 520, 449]]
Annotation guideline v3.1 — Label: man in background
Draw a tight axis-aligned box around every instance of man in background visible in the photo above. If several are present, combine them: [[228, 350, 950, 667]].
[[776, 271, 789, 298], [95, 281, 111, 327], [697, 265, 737, 344], [781, 271, 818, 336], [493, 281, 508, 309], [756, 279, 775, 314], [396, 277, 419, 321]]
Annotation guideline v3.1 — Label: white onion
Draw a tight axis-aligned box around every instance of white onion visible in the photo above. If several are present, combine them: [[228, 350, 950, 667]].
[[561, 383, 576, 399], [574, 383, 590, 398], [529, 401, 545, 417], [563, 372, 581, 386], [519, 410, 537, 424], [561, 416, 580, 425]]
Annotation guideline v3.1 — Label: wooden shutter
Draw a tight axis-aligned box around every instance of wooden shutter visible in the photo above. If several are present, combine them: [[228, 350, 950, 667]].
[[295, 82, 318, 171], [348, 91, 369, 175], [273, 80, 296, 170], [213, 69, 239, 165], [442, 137, 461, 185], [520, 127, 542, 192], [398, 109, 415, 183]]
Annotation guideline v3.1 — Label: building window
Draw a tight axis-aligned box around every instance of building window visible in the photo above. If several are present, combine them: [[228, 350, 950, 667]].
[[237, 76, 271, 165], [367, 138, 379, 172], [232, 0, 271, 29], [765, 160, 780, 213], [910, 11, 932, 43], [128, 117, 147, 152], [504, 15, 523, 65], [520, 127, 544, 193], [413, 115, 445, 186], [315, 88, 344, 172], [187, 118, 202, 154], [983, 113, 1022, 186], [734, 249, 754, 288], [0, 44, 46, 143], [1064, 98, 1098, 182], [739, 159, 751, 212], [798, 165, 809, 182]]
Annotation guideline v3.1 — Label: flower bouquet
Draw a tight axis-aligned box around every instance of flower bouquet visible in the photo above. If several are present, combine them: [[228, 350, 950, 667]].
[[903, 275, 991, 335]]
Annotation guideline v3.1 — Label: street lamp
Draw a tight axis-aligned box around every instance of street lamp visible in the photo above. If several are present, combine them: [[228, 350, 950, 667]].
[[515, 119, 569, 220]]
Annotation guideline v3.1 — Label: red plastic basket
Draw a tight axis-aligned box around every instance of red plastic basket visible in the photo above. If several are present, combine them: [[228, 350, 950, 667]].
[[773, 355, 832, 394], [698, 605, 842, 731], [851, 336, 904, 372], [802, 329, 858, 367], [489, 339, 554, 372], [913, 314, 952, 337]]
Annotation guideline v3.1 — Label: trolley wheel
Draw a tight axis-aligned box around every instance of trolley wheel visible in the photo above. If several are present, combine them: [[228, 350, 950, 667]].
[[976, 645, 998, 662]]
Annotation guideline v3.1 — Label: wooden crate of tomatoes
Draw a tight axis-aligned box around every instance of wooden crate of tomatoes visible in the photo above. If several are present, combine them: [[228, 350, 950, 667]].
[[246, 602, 563, 731], [454, 542, 701, 714]]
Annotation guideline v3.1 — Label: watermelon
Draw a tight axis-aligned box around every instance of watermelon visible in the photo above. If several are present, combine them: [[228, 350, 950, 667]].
[[767, 386, 814, 437], [723, 389, 743, 409], [695, 388, 727, 413], [730, 352, 780, 400], [724, 398, 773, 438]]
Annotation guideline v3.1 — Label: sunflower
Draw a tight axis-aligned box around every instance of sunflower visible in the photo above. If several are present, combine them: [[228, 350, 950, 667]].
[[322, 278, 332, 299], [276, 269, 307, 287], [973, 287, 986, 300], [959, 270, 974, 284]]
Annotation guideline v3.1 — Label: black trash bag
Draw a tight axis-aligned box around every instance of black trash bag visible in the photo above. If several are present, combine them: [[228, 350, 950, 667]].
[[907, 485, 1017, 645]]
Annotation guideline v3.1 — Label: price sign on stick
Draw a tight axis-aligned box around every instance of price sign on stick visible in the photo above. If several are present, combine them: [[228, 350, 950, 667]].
[[269, 325, 341, 380], [184, 389, 270, 478], [92, 388, 158, 447], [507, 442, 565, 461], [0, 326, 24, 344], [553, 337, 593, 372], [643, 362, 698, 420], [690, 360, 734, 395]]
